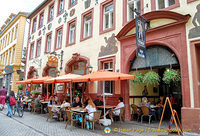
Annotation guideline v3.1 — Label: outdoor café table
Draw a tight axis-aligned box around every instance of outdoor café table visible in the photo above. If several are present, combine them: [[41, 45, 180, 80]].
[[71, 107, 87, 129], [40, 101, 49, 114], [96, 105, 116, 109]]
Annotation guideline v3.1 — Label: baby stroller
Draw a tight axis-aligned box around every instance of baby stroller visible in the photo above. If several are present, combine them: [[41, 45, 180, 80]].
[[0, 89, 7, 111]]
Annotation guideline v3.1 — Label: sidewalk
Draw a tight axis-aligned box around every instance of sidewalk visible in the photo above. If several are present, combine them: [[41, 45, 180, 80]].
[[0, 106, 199, 136]]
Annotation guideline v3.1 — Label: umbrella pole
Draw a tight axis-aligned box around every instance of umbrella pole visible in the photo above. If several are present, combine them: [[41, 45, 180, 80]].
[[47, 84, 49, 100], [103, 93, 106, 120], [70, 82, 72, 104], [52, 84, 54, 96]]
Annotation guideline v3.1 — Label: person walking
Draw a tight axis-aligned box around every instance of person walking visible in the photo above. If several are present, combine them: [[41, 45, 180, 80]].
[[5, 91, 15, 118]]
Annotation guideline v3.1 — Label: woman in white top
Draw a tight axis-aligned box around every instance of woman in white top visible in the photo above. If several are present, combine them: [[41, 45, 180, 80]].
[[83, 99, 96, 129]]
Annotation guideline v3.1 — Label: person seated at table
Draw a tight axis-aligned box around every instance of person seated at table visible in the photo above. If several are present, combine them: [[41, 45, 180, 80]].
[[83, 99, 97, 130], [53, 94, 58, 103], [102, 97, 124, 122], [48, 96, 57, 106], [61, 98, 70, 109], [93, 95, 103, 106], [156, 99, 163, 120], [139, 97, 155, 115], [34, 95, 41, 109], [83, 96, 91, 106], [72, 96, 82, 108]]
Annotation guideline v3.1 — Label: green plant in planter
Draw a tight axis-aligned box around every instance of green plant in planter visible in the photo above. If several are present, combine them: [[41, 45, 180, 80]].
[[34, 84, 40, 88], [143, 71, 160, 86], [18, 84, 24, 90], [162, 69, 181, 84], [131, 72, 144, 84], [74, 90, 81, 99]]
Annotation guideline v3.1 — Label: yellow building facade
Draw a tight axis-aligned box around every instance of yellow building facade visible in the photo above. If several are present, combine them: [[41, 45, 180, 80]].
[[0, 12, 28, 93]]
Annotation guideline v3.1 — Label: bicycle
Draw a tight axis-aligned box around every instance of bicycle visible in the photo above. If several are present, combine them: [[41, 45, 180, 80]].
[[12, 102, 24, 117]]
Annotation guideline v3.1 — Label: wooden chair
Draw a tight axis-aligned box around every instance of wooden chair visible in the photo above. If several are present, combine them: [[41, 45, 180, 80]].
[[65, 110, 82, 131], [110, 107, 125, 123], [131, 104, 140, 121], [64, 106, 71, 122], [140, 105, 156, 124], [31, 101, 41, 113], [46, 106, 53, 122], [84, 110, 102, 131]]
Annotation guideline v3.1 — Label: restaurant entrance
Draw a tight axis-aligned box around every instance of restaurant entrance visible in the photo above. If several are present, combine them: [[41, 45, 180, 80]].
[[129, 45, 182, 119]]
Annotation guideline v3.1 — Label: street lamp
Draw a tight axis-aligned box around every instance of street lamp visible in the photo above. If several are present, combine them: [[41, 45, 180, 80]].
[[57, 70, 60, 76], [88, 66, 93, 73]]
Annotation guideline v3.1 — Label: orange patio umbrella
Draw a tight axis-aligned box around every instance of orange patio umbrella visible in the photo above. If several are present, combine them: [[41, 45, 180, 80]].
[[16, 78, 36, 84], [44, 74, 81, 84], [72, 70, 135, 82], [31, 76, 53, 84]]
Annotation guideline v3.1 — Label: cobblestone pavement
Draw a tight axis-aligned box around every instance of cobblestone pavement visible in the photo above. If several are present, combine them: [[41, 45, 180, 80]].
[[0, 106, 199, 136]]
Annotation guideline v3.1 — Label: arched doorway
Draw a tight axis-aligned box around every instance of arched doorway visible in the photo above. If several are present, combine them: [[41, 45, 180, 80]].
[[129, 45, 182, 119], [65, 53, 90, 101]]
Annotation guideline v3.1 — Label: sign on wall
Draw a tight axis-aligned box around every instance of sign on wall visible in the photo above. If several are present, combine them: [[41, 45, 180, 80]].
[[4, 65, 13, 74], [48, 56, 58, 67], [136, 16, 146, 58]]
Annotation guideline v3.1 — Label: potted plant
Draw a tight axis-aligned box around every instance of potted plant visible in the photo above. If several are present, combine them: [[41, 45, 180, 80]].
[[162, 69, 181, 85], [143, 71, 160, 86], [131, 72, 144, 84], [18, 84, 24, 91]]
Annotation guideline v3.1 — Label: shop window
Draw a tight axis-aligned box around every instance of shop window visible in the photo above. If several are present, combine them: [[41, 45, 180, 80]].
[[32, 18, 37, 33], [45, 32, 52, 53], [48, 3, 54, 22], [39, 12, 44, 28], [69, 22, 75, 44], [127, 0, 141, 22], [36, 39, 41, 57], [103, 61, 113, 94], [58, 0, 64, 15], [55, 26, 63, 50], [156, 0, 175, 9], [70, 61, 86, 75]]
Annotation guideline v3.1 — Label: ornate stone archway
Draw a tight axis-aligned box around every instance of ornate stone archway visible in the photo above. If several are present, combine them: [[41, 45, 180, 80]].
[[65, 53, 90, 74], [27, 66, 38, 79]]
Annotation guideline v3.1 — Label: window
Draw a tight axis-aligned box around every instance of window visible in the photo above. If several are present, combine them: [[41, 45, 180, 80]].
[[32, 18, 37, 33], [127, 0, 141, 22], [84, 14, 92, 38], [9, 50, 11, 64], [58, 0, 64, 14], [103, 3, 114, 30], [39, 12, 44, 28], [36, 39, 41, 57], [12, 48, 15, 64], [69, 23, 75, 44], [45, 33, 52, 53], [55, 27, 63, 50], [156, 0, 175, 9], [11, 28, 14, 42], [70, 0, 77, 8], [48, 3, 54, 21], [29, 43, 34, 60], [103, 61, 113, 94], [15, 25, 18, 39]]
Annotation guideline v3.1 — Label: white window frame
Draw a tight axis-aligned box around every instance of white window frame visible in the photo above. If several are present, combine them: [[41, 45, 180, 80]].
[[30, 44, 34, 59], [84, 14, 92, 38], [69, 23, 75, 44], [39, 13, 44, 27], [103, 3, 114, 30], [46, 34, 51, 52], [49, 5, 54, 20], [70, 0, 77, 7], [56, 29, 62, 49], [33, 19, 36, 33], [127, 0, 140, 22], [36, 40, 41, 57], [59, 0, 64, 13], [103, 61, 113, 95], [156, 0, 175, 10]]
